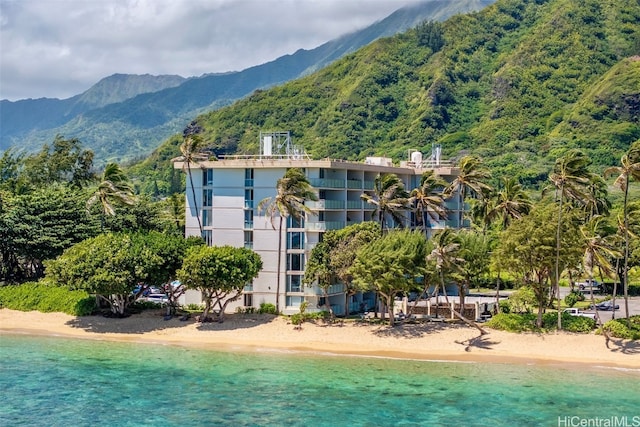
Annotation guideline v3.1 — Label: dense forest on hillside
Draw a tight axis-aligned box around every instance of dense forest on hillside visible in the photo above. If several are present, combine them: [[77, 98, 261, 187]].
[[129, 0, 639, 195]]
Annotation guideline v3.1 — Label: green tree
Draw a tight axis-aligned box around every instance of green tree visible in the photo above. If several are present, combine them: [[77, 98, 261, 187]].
[[494, 203, 581, 328], [258, 168, 317, 313], [457, 229, 491, 301], [46, 232, 188, 316], [427, 228, 486, 333], [361, 173, 410, 234], [304, 222, 380, 318], [177, 245, 262, 322], [86, 162, 136, 231], [410, 171, 447, 238], [351, 229, 426, 326], [487, 177, 532, 230], [548, 149, 594, 329], [7, 185, 97, 281], [445, 155, 492, 227], [579, 215, 621, 324], [605, 140, 640, 320], [22, 136, 95, 190]]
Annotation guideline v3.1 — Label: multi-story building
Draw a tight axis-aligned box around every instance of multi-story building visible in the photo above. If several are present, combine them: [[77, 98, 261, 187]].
[[174, 132, 465, 315]]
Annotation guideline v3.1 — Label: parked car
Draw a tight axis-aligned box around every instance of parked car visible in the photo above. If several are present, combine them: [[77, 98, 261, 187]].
[[591, 301, 620, 311], [563, 308, 596, 320], [576, 279, 603, 293]]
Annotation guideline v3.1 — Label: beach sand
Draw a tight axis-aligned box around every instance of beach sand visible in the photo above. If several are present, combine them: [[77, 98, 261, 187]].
[[1, 309, 638, 368]]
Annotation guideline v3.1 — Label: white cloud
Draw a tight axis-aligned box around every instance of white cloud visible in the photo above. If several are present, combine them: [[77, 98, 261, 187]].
[[0, 0, 418, 100]]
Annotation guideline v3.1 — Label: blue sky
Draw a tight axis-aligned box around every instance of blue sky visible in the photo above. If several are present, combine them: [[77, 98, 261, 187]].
[[0, 0, 419, 100]]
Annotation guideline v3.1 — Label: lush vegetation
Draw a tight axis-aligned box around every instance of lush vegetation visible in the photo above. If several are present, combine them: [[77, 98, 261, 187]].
[[600, 316, 640, 340], [0, 282, 96, 316], [130, 0, 640, 196]]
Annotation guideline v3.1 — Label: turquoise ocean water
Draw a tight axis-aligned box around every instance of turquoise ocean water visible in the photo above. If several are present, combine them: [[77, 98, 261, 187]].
[[1, 333, 638, 427]]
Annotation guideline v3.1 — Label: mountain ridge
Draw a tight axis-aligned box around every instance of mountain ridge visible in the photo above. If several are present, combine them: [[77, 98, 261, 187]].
[[0, 0, 495, 162]]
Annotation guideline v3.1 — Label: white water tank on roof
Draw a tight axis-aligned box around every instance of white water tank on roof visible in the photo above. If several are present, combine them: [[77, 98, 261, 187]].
[[411, 151, 423, 166]]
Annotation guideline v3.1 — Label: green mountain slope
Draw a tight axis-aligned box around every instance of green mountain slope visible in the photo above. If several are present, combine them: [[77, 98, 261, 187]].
[[131, 0, 639, 194], [2, 0, 492, 163]]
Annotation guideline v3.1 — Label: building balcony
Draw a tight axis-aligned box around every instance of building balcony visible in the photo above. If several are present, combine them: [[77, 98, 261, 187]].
[[346, 200, 363, 209], [346, 180, 362, 189], [244, 221, 253, 229], [245, 179, 254, 187], [309, 178, 345, 189], [244, 200, 254, 209], [306, 199, 345, 210], [306, 221, 345, 231]]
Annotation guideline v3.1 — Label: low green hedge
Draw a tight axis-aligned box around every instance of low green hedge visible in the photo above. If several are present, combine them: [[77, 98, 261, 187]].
[[599, 316, 640, 340], [0, 282, 96, 316], [486, 312, 596, 333]]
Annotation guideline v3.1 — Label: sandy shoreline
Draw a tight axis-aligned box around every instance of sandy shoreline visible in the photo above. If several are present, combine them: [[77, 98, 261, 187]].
[[1, 309, 639, 369]]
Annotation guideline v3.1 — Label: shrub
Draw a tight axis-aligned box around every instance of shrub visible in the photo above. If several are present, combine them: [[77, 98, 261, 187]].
[[600, 316, 640, 340], [0, 282, 96, 316], [258, 303, 277, 315], [564, 290, 585, 307], [487, 312, 596, 333], [486, 313, 537, 332]]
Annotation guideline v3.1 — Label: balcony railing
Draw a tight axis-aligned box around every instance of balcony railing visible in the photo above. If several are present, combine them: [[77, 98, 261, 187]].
[[244, 200, 254, 209], [306, 199, 345, 210], [245, 179, 254, 187], [363, 181, 375, 190], [306, 221, 345, 231], [244, 221, 253, 229], [309, 178, 345, 189], [346, 180, 362, 189], [346, 200, 363, 209]]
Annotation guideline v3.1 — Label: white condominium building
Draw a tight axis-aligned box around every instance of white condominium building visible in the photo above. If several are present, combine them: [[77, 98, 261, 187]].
[[174, 132, 465, 315]]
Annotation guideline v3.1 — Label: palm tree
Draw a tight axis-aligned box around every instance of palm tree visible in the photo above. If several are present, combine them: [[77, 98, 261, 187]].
[[410, 171, 447, 238], [257, 168, 317, 313], [487, 177, 532, 230], [579, 216, 621, 326], [427, 229, 487, 334], [605, 140, 640, 320], [444, 155, 492, 227], [582, 174, 611, 220], [86, 162, 136, 231], [361, 173, 411, 234], [548, 149, 594, 330], [173, 123, 207, 235]]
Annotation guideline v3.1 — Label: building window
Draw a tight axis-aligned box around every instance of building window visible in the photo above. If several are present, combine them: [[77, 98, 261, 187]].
[[244, 189, 253, 209], [245, 168, 254, 187], [203, 209, 212, 227], [243, 293, 253, 308], [285, 295, 303, 307], [287, 253, 304, 271], [287, 232, 304, 249], [203, 169, 213, 186], [244, 210, 253, 228], [244, 231, 253, 248], [286, 275, 302, 293], [288, 216, 303, 228], [203, 189, 213, 207], [202, 230, 213, 246]]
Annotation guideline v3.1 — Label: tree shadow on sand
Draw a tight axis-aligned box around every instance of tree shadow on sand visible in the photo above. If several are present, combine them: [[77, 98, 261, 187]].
[[454, 333, 501, 352], [65, 311, 277, 335], [370, 322, 466, 339], [604, 335, 640, 356]]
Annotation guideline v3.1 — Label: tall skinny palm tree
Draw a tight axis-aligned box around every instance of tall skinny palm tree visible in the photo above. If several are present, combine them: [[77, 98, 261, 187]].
[[487, 177, 532, 230], [605, 140, 640, 320], [173, 122, 207, 235], [410, 171, 447, 238], [258, 168, 317, 313], [549, 149, 594, 330], [86, 162, 136, 231], [444, 155, 492, 228], [361, 173, 410, 234]]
